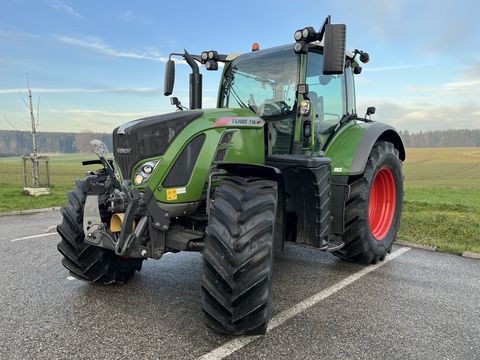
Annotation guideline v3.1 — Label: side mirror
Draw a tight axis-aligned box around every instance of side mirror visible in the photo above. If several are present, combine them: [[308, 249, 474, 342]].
[[366, 106, 376, 116], [323, 24, 346, 75], [170, 96, 184, 111], [164, 60, 175, 96]]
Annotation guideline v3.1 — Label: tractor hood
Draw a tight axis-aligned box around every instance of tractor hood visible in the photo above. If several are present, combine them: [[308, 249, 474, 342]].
[[112, 108, 263, 180], [113, 111, 203, 178]]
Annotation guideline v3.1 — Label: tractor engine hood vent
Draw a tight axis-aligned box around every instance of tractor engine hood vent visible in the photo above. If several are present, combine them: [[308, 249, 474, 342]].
[[113, 111, 203, 179]]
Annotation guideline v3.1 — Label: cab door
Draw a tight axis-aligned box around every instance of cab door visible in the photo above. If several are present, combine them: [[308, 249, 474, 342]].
[[303, 50, 352, 155]]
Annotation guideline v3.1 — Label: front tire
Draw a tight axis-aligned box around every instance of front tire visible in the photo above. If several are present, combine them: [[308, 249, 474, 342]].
[[57, 175, 143, 284], [334, 141, 403, 263], [201, 176, 277, 335]]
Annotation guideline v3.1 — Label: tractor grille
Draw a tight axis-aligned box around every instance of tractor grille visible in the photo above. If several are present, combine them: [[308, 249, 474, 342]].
[[113, 111, 203, 179]]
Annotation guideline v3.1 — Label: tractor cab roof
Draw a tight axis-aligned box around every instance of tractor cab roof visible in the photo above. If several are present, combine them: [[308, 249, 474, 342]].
[[225, 41, 356, 64]]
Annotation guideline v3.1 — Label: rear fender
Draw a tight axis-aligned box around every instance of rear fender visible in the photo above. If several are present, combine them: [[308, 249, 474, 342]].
[[350, 123, 405, 175], [326, 121, 405, 235], [325, 121, 405, 176]]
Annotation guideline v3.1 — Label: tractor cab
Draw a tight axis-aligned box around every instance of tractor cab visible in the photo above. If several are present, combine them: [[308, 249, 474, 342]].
[[218, 43, 359, 157], [164, 17, 366, 162]]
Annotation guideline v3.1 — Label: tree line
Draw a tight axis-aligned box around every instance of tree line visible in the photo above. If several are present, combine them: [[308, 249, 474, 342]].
[[0, 130, 113, 156], [0, 128, 479, 156], [399, 129, 480, 148]]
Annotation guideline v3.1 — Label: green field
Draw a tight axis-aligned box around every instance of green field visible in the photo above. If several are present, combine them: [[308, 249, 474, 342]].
[[0, 154, 98, 212], [1, 148, 479, 254], [399, 147, 480, 254]]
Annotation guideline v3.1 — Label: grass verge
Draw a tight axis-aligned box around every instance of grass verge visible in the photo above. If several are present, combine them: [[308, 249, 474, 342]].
[[398, 199, 480, 254], [0, 154, 96, 212]]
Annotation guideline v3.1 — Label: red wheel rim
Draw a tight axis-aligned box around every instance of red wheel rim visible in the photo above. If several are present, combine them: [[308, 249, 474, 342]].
[[369, 167, 396, 240]]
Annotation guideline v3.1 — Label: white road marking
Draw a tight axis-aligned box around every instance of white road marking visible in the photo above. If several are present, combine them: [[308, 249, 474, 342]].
[[67, 276, 77, 281], [198, 247, 411, 360], [10, 233, 57, 242], [45, 225, 57, 233]]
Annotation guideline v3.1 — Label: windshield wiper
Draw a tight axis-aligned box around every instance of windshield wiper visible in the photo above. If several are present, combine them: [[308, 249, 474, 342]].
[[230, 86, 249, 109]]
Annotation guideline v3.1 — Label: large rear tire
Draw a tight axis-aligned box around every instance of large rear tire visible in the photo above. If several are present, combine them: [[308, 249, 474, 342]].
[[334, 141, 403, 263], [201, 176, 277, 335], [57, 175, 143, 284]]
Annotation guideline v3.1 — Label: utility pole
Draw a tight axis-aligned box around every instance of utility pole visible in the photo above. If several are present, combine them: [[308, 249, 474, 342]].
[[27, 82, 40, 187]]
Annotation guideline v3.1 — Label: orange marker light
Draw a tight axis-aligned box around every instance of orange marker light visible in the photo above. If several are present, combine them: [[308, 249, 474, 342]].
[[252, 42, 260, 51]]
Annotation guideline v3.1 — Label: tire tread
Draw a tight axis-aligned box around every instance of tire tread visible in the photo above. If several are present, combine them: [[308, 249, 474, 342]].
[[333, 141, 403, 263], [57, 178, 142, 284], [201, 176, 277, 335]]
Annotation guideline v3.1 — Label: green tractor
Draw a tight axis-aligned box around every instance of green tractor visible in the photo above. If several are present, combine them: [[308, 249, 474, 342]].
[[57, 16, 405, 335]]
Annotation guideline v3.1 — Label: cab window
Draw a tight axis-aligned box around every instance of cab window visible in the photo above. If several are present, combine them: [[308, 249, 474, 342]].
[[306, 51, 345, 136]]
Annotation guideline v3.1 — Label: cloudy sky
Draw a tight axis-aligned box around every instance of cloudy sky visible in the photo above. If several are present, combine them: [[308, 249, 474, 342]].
[[0, 0, 479, 133]]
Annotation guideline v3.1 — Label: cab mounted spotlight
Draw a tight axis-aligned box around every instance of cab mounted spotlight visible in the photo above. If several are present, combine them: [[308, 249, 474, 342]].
[[200, 51, 209, 63], [205, 60, 219, 71], [353, 66, 362, 75], [294, 41, 308, 54], [353, 49, 370, 64], [359, 51, 369, 64], [294, 27, 317, 42], [294, 29, 303, 41], [294, 26, 318, 54], [208, 50, 219, 60], [301, 26, 317, 42]]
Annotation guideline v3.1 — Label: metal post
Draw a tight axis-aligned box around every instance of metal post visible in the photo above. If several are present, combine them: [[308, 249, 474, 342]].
[[22, 156, 27, 189], [45, 158, 50, 190]]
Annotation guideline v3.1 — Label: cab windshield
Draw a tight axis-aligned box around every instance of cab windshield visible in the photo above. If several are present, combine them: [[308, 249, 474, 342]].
[[221, 45, 299, 119]]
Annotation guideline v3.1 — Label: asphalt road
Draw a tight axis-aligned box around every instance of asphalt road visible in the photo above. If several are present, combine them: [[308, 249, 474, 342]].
[[0, 211, 479, 360]]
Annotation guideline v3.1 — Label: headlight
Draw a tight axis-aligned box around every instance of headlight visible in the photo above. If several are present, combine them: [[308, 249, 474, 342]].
[[142, 164, 153, 174], [133, 160, 159, 186], [134, 173, 144, 186]]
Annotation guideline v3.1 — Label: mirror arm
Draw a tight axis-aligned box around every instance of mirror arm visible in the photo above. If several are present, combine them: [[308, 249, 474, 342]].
[[316, 15, 331, 42], [168, 52, 185, 60]]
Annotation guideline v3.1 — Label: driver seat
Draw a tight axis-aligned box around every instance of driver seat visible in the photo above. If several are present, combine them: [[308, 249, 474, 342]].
[[308, 92, 335, 134]]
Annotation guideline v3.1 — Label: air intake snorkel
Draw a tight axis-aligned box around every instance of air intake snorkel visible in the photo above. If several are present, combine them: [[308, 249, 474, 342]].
[[183, 49, 202, 110]]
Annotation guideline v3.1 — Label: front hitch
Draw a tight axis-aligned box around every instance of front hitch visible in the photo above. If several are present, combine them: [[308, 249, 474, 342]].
[[82, 175, 171, 259]]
